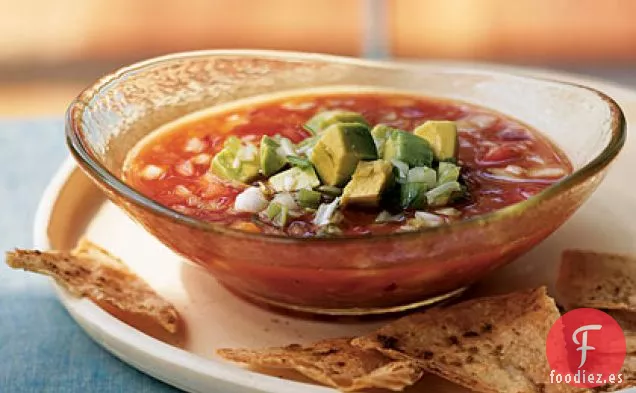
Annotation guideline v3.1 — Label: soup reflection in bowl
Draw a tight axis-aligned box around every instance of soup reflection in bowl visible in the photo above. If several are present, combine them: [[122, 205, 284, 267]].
[[66, 51, 625, 315]]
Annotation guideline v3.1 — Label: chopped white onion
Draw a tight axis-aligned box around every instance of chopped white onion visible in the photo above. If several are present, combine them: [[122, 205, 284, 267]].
[[184, 137, 205, 153], [191, 153, 211, 166], [414, 211, 445, 225], [313, 197, 341, 226], [276, 138, 297, 157], [271, 193, 299, 211], [504, 165, 525, 176], [234, 187, 269, 213], [238, 143, 258, 161], [241, 135, 257, 142], [186, 196, 201, 207], [174, 185, 192, 197], [527, 155, 546, 165], [141, 164, 165, 180], [526, 167, 566, 178], [281, 101, 315, 111], [434, 207, 461, 217], [375, 210, 405, 223], [176, 160, 195, 177], [232, 156, 242, 169]]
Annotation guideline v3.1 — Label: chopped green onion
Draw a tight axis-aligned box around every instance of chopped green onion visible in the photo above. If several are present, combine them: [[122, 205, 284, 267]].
[[316, 185, 343, 197], [391, 159, 409, 183], [296, 189, 322, 209], [264, 202, 289, 227], [400, 182, 428, 209], [437, 162, 461, 185], [426, 181, 462, 207], [286, 155, 313, 169], [407, 167, 437, 189]]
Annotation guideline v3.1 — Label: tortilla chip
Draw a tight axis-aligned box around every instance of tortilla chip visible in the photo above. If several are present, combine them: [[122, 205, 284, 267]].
[[218, 337, 422, 392], [5, 238, 179, 334], [353, 287, 580, 393], [557, 250, 636, 311]]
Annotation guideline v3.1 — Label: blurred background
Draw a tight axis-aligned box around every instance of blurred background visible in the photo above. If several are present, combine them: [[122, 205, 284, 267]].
[[2, 0, 636, 116]]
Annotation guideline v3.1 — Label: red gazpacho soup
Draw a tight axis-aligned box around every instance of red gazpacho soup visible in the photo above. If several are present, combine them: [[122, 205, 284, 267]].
[[123, 88, 571, 237]]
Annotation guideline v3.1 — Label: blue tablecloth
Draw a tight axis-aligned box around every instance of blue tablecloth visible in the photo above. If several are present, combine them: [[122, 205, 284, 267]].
[[0, 119, 180, 392]]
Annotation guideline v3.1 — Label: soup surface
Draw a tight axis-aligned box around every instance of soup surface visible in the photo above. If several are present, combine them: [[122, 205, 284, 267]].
[[123, 88, 571, 237]]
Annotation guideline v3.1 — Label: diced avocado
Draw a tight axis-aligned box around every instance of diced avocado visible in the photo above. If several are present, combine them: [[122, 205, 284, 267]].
[[211, 139, 260, 183], [426, 181, 462, 207], [310, 123, 377, 186], [407, 166, 437, 189], [341, 160, 393, 207], [400, 182, 428, 210], [264, 202, 289, 227], [370, 124, 398, 156], [437, 162, 461, 185], [413, 120, 459, 162], [296, 188, 322, 209], [304, 110, 369, 134], [383, 130, 434, 168], [269, 166, 320, 192], [259, 136, 286, 177], [223, 136, 242, 152]]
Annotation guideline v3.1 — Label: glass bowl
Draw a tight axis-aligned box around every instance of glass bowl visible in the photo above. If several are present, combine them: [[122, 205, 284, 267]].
[[66, 50, 625, 315]]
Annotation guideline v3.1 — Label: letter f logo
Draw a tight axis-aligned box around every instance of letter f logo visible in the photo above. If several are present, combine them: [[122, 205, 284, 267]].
[[572, 324, 602, 368]]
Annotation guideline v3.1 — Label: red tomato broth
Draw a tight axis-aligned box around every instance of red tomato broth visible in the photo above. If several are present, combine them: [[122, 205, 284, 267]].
[[123, 91, 572, 236]]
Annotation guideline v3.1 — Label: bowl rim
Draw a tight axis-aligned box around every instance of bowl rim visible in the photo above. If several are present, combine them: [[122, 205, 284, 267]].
[[65, 49, 627, 244]]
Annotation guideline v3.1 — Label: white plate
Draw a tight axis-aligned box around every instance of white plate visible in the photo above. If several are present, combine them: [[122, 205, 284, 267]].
[[34, 64, 636, 393]]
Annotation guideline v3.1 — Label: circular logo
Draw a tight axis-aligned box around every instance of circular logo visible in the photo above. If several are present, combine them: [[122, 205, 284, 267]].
[[546, 308, 626, 388]]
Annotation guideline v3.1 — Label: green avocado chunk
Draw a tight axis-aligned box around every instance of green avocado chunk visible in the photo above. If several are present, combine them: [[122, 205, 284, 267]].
[[269, 166, 320, 192], [211, 137, 260, 183], [370, 124, 399, 156], [310, 123, 378, 186], [304, 110, 369, 134], [383, 130, 434, 168], [341, 160, 393, 207], [414, 120, 459, 162], [259, 136, 287, 177]]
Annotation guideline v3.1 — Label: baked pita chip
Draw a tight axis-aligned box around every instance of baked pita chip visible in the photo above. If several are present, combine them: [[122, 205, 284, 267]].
[[6, 238, 179, 334], [557, 250, 636, 311], [353, 287, 580, 393], [218, 337, 422, 392]]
